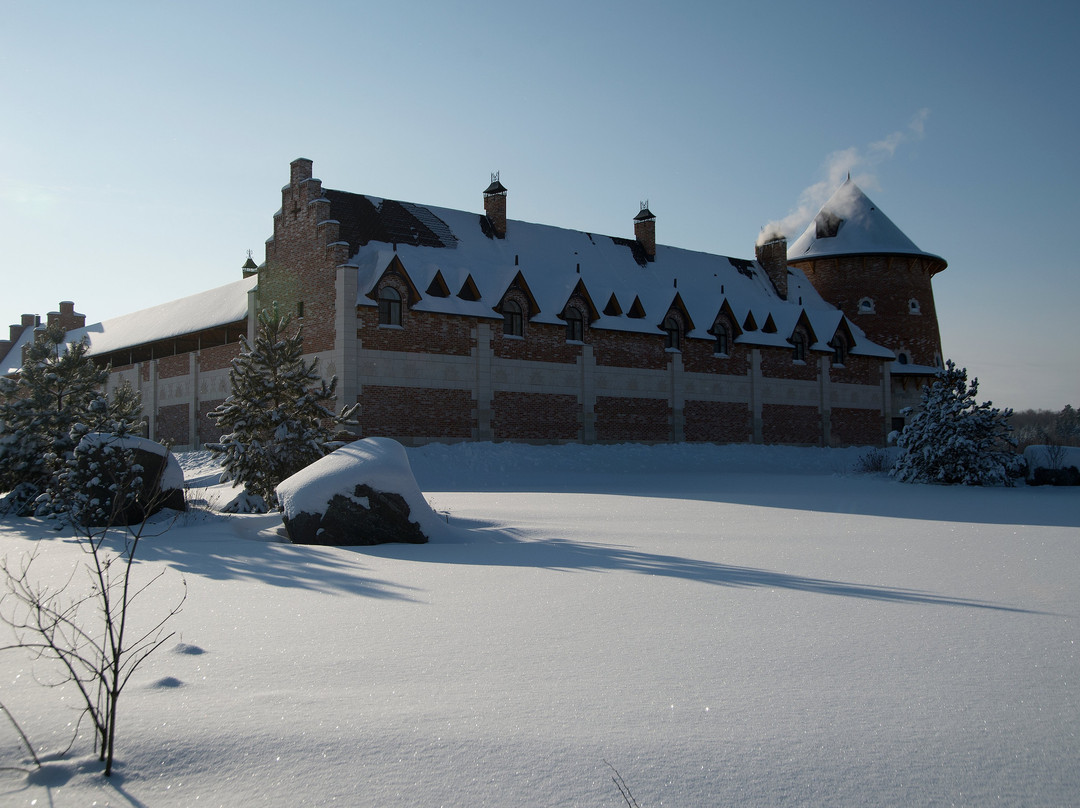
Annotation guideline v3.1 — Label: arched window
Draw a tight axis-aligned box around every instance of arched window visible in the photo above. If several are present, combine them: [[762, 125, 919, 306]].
[[378, 286, 402, 326], [897, 352, 909, 365], [832, 336, 847, 366], [664, 316, 681, 351], [858, 297, 875, 314], [503, 299, 523, 337], [565, 307, 584, 342], [714, 323, 730, 356], [791, 331, 806, 362], [908, 299, 921, 315]]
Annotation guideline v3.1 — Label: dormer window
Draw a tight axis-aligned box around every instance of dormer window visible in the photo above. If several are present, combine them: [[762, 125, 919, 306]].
[[791, 331, 807, 363], [832, 336, 847, 366], [908, 299, 921, 315], [664, 315, 682, 351], [858, 297, 875, 314], [714, 324, 729, 356], [378, 286, 402, 326], [565, 307, 584, 342], [503, 299, 523, 337], [897, 352, 909, 365]]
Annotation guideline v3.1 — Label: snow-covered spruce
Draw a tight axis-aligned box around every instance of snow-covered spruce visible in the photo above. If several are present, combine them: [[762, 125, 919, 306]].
[[891, 359, 1023, 485], [208, 306, 354, 512], [275, 438, 439, 545], [0, 323, 142, 515]]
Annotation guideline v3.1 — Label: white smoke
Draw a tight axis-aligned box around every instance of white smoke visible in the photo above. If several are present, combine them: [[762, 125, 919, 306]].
[[756, 109, 930, 247]]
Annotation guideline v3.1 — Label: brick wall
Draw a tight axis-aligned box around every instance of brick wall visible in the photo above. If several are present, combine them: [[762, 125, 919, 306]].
[[762, 403, 821, 446], [260, 159, 343, 356], [494, 320, 586, 364], [760, 348, 818, 381], [684, 400, 752, 443], [361, 385, 473, 439], [829, 353, 878, 385], [793, 254, 944, 366], [492, 392, 579, 441], [359, 307, 476, 356], [156, 403, 189, 446], [591, 328, 668, 370], [680, 336, 750, 376], [830, 406, 885, 447], [157, 353, 189, 380], [595, 396, 670, 442], [199, 342, 243, 372]]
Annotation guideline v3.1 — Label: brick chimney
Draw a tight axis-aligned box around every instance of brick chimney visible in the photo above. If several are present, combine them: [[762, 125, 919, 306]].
[[634, 203, 656, 261], [46, 301, 86, 332], [755, 236, 788, 300], [483, 173, 507, 239], [290, 158, 314, 185]]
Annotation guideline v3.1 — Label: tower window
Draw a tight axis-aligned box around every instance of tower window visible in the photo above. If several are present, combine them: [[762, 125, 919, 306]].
[[908, 299, 921, 315], [858, 297, 875, 314]]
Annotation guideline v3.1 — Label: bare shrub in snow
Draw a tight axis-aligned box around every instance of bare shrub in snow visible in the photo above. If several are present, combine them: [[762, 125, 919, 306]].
[[854, 447, 893, 474], [208, 306, 357, 512], [891, 360, 1022, 486], [0, 440, 186, 777]]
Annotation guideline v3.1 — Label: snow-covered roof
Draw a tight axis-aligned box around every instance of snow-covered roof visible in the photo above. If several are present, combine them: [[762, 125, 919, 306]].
[[338, 192, 891, 357], [66, 276, 256, 357], [788, 179, 945, 266], [0, 326, 37, 376]]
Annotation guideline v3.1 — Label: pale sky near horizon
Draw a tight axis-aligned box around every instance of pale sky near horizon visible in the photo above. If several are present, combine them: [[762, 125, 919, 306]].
[[2, 0, 1077, 412]]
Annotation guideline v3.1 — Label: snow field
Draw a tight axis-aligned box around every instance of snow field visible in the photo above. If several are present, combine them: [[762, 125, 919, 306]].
[[0, 442, 1076, 806]]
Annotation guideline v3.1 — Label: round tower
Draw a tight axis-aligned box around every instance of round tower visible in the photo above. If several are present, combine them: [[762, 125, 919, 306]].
[[787, 179, 947, 427]]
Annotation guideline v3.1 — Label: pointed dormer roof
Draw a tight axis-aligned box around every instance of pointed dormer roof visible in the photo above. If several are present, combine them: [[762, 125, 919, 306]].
[[788, 179, 945, 267]]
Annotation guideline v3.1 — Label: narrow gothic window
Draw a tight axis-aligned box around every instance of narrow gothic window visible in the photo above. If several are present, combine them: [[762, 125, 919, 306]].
[[909, 299, 921, 314], [664, 316, 681, 351], [503, 300, 523, 337], [378, 286, 402, 326], [565, 307, 583, 342], [792, 332, 806, 362], [715, 325, 729, 356], [832, 338, 846, 365]]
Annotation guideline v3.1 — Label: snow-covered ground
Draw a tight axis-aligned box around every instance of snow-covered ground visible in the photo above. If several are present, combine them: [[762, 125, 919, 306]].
[[0, 442, 1077, 807]]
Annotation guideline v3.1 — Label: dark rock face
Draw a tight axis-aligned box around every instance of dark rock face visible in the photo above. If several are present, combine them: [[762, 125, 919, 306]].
[[282, 483, 429, 546]]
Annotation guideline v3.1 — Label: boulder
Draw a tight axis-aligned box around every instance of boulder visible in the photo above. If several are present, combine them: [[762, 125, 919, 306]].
[[276, 437, 436, 546], [76, 434, 186, 526]]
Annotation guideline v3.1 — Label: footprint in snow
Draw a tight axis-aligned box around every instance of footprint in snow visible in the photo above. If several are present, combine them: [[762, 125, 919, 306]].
[[172, 642, 206, 655], [150, 676, 184, 689]]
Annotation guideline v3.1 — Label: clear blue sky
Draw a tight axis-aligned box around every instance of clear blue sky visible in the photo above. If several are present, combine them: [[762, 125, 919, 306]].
[[2, 0, 1077, 411]]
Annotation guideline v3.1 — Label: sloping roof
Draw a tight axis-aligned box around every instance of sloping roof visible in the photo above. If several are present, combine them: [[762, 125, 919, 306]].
[[66, 276, 256, 357], [0, 326, 37, 376], [336, 190, 891, 358], [788, 179, 945, 265]]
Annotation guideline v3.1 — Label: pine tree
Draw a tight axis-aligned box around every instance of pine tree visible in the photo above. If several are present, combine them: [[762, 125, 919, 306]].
[[0, 324, 138, 513], [892, 359, 1022, 486], [209, 307, 343, 511]]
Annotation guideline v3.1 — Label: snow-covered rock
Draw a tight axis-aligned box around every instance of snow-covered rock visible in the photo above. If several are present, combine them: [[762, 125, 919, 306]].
[[73, 433, 186, 525], [275, 437, 436, 545]]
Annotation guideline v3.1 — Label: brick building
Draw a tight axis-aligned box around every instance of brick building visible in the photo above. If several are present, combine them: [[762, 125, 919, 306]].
[[1, 160, 946, 449]]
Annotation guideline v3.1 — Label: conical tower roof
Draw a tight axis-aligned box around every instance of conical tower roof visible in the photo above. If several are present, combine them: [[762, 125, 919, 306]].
[[788, 179, 944, 266]]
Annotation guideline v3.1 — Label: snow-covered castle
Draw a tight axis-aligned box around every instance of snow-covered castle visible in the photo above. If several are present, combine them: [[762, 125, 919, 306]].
[[0, 159, 946, 449]]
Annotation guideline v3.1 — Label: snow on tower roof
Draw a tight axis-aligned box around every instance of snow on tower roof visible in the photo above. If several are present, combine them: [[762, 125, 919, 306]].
[[787, 179, 945, 265]]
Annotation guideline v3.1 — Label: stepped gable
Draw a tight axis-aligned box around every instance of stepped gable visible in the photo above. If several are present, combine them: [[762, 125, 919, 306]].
[[788, 179, 945, 267]]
